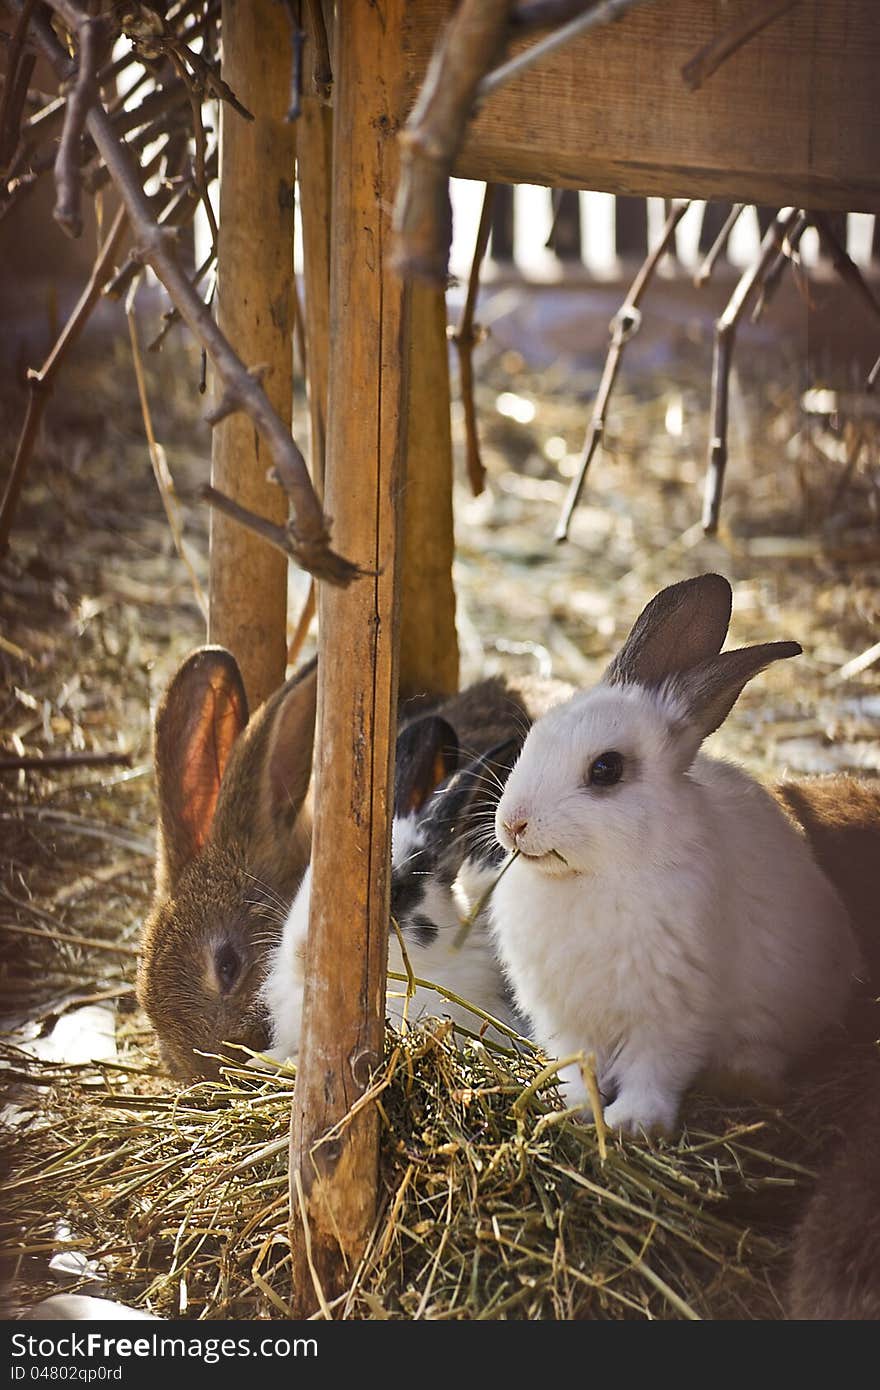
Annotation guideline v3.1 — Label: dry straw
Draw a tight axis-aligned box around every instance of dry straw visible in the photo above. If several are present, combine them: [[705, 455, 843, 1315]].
[[3, 999, 835, 1322]]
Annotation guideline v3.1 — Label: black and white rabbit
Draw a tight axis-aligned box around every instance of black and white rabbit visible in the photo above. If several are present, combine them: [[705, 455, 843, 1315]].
[[490, 573, 863, 1136], [259, 712, 528, 1056]]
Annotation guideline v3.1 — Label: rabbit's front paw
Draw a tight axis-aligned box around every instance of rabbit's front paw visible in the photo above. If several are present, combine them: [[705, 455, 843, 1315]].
[[603, 1088, 678, 1139]]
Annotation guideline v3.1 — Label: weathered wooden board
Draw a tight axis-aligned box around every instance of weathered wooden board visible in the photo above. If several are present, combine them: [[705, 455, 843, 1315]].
[[405, 0, 880, 211]]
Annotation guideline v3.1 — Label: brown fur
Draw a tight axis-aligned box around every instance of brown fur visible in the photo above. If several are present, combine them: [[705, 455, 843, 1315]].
[[138, 650, 316, 1078], [773, 774, 880, 994], [787, 1069, 880, 1320]]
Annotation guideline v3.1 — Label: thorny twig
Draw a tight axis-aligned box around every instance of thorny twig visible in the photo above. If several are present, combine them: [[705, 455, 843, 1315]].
[[693, 202, 744, 287], [702, 206, 800, 534], [555, 199, 690, 543], [0, 203, 129, 553], [449, 183, 495, 497], [681, 0, 802, 91], [19, 0, 360, 586]]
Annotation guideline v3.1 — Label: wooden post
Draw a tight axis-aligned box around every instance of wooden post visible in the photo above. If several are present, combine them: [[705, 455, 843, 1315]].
[[289, 0, 412, 1315], [208, 0, 296, 709], [297, 97, 333, 495], [398, 283, 459, 701]]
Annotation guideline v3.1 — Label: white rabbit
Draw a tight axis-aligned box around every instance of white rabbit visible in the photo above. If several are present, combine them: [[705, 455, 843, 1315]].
[[490, 573, 862, 1137], [259, 713, 525, 1061]]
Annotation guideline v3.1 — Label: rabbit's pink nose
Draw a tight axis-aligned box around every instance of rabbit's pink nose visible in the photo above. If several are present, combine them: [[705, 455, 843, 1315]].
[[504, 817, 528, 842]]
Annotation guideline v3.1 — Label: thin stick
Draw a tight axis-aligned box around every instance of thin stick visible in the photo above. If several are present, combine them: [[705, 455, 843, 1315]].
[[0, 202, 128, 553], [867, 354, 880, 394], [693, 202, 744, 287], [829, 638, 880, 685], [0, 749, 131, 772], [681, 0, 801, 91], [555, 199, 689, 542], [1, 921, 140, 957], [480, 0, 658, 99], [702, 207, 799, 533], [811, 210, 880, 329], [126, 287, 209, 620], [452, 849, 520, 950], [449, 183, 495, 497], [751, 209, 808, 321]]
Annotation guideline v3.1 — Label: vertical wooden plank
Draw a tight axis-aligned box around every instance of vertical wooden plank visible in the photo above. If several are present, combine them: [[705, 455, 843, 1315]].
[[297, 97, 333, 494], [289, 0, 411, 1315], [209, 0, 295, 709], [398, 283, 459, 701]]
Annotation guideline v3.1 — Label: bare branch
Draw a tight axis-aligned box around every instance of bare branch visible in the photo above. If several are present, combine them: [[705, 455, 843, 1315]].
[[555, 199, 689, 542], [392, 0, 513, 285], [21, 0, 360, 587], [702, 207, 800, 534], [53, 12, 108, 237], [480, 0, 658, 99], [693, 202, 744, 287], [0, 0, 37, 169], [682, 0, 801, 91], [0, 204, 129, 553], [449, 183, 495, 497]]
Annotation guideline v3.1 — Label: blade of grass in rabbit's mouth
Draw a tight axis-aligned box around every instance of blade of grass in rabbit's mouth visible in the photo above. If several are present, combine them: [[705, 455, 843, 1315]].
[[453, 850, 520, 950]]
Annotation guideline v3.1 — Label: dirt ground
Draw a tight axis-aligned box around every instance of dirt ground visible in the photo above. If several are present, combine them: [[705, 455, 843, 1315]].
[[1, 257, 879, 1317]]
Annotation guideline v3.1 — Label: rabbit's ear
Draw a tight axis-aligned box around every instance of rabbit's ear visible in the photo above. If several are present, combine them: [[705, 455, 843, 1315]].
[[260, 657, 318, 830], [425, 735, 522, 833], [395, 715, 460, 816], [670, 641, 802, 752], [154, 647, 249, 892], [605, 573, 733, 689]]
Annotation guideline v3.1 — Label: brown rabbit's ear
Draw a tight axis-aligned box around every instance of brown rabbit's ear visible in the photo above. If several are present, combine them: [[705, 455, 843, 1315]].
[[604, 573, 733, 689], [260, 657, 318, 830], [394, 715, 460, 817], [669, 641, 802, 752], [153, 647, 249, 891]]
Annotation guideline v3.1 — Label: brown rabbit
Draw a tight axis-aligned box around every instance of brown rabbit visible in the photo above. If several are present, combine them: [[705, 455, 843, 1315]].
[[786, 1049, 880, 1320], [139, 646, 572, 1078], [137, 647, 317, 1078], [774, 774, 880, 996]]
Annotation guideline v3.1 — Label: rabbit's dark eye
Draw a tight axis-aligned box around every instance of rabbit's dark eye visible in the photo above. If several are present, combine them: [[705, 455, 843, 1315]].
[[215, 942, 241, 994], [588, 751, 624, 787]]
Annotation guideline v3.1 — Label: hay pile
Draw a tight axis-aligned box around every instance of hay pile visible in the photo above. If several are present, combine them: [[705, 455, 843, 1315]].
[[3, 1012, 834, 1321]]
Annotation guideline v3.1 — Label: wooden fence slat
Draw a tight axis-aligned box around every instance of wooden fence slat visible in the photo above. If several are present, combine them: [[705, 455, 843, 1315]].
[[209, 0, 295, 708], [289, 0, 412, 1316]]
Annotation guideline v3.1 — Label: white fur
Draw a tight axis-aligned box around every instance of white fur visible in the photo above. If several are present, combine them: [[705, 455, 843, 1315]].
[[491, 681, 861, 1135], [258, 815, 516, 1063]]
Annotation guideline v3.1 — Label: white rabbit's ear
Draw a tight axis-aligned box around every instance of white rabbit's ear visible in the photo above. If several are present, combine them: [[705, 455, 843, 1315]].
[[604, 573, 733, 689], [668, 641, 802, 752]]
